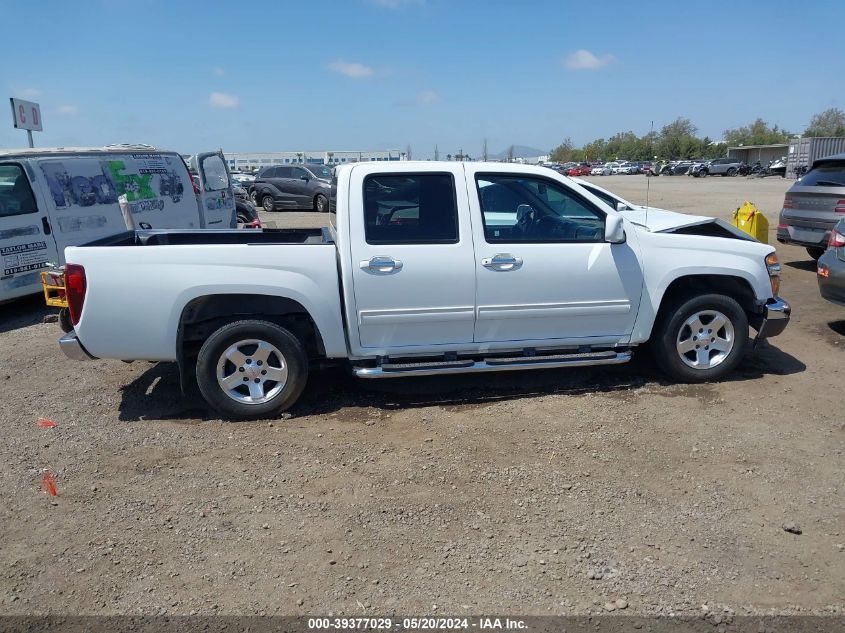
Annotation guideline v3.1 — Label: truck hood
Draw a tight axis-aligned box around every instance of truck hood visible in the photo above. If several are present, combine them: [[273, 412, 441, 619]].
[[623, 206, 756, 241], [622, 206, 713, 232]]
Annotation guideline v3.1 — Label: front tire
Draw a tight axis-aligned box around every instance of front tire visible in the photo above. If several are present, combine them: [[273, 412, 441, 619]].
[[807, 247, 825, 260], [652, 294, 748, 383], [196, 320, 308, 420], [726, 167, 737, 177]]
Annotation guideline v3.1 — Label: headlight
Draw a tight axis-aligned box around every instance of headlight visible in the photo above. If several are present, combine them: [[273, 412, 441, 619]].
[[766, 253, 781, 295]]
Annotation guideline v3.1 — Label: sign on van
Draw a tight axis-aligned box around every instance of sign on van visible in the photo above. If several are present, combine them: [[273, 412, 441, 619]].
[[10, 98, 43, 132]]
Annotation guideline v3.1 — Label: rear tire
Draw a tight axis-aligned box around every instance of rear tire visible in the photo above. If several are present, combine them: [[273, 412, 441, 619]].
[[652, 293, 748, 383], [314, 194, 329, 213], [807, 247, 825, 260], [196, 320, 308, 420], [726, 167, 737, 177]]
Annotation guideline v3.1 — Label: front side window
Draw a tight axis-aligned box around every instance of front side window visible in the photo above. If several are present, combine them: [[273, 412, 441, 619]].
[[477, 174, 605, 243], [0, 164, 38, 217], [363, 173, 458, 244]]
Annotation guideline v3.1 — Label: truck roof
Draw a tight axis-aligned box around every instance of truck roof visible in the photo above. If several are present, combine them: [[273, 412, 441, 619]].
[[0, 144, 176, 159]]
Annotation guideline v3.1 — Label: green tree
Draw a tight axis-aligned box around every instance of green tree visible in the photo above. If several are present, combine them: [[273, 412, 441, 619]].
[[656, 117, 698, 159], [804, 108, 845, 137], [550, 137, 575, 162], [723, 118, 791, 146]]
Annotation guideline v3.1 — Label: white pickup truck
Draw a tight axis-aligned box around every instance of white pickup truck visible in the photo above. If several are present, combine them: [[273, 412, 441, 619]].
[[58, 162, 789, 419]]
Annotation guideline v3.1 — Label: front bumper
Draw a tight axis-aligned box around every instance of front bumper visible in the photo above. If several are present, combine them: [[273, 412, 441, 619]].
[[59, 331, 96, 361], [754, 297, 791, 342]]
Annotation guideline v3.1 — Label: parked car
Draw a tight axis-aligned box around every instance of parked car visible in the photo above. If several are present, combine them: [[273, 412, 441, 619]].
[[706, 157, 745, 177], [250, 164, 333, 212], [56, 161, 789, 420], [777, 152, 845, 259], [566, 163, 592, 177], [0, 146, 234, 302], [817, 218, 845, 306], [688, 160, 711, 177], [233, 185, 261, 227], [590, 164, 612, 176]]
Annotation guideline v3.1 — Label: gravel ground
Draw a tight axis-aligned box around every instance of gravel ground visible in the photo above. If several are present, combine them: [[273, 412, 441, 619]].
[[1, 175, 843, 617]]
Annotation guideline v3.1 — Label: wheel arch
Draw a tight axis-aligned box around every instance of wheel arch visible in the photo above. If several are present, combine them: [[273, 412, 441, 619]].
[[634, 273, 765, 344], [176, 293, 327, 393]]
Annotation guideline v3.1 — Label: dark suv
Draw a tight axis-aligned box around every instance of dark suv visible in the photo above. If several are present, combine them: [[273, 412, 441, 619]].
[[250, 164, 332, 212]]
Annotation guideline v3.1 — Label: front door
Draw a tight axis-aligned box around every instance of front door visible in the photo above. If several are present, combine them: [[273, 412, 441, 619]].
[[290, 166, 314, 209], [0, 162, 59, 300], [348, 165, 476, 353], [196, 151, 235, 227], [468, 168, 643, 345]]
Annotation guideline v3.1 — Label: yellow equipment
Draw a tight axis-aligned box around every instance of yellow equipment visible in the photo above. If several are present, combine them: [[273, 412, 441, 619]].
[[731, 201, 769, 243], [40, 269, 68, 308]]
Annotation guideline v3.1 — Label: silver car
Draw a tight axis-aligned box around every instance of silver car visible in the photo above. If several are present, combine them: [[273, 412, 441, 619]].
[[777, 153, 845, 259]]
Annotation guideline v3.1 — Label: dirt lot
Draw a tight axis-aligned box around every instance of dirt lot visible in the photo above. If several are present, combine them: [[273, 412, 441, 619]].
[[1, 175, 843, 618]]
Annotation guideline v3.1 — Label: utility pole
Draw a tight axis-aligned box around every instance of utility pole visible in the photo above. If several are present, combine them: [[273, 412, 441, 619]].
[[434, 145, 439, 161], [482, 138, 488, 161]]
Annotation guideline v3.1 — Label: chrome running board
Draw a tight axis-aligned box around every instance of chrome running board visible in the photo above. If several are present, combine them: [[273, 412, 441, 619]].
[[353, 351, 631, 379]]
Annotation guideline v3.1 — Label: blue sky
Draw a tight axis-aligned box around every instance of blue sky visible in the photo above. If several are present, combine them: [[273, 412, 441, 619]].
[[2, 0, 844, 158]]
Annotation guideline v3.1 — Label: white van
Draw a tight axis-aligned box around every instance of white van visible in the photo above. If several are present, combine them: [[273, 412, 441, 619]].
[[0, 146, 234, 302]]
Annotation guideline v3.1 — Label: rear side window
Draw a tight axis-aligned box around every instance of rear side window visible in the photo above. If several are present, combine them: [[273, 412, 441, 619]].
[[261, 167, 278, 178], [0, 164, 38, 217], [276, 167, 292, 178], [800, 164, 845, 187], [363, 173, 458, 244]]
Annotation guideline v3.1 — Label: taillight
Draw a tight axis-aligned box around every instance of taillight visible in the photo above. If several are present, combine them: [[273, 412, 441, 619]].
[[829, 228, 845, 248], [64, 264, 86, 326], [249, 219, 261, 229], [782, 195, 794, 209], [835, 199, 845, 214], [818, 263, 830, 278]]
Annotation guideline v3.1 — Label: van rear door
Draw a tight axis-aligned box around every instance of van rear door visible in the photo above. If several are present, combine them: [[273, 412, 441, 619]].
[[38, 152, 200, 260], [195, 151, 235, 228], [0, 162, 59, 300]]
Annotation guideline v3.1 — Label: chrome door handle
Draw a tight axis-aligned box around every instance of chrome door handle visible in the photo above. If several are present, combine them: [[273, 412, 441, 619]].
[[481, 253, 523, 271], [360, 256, 403, 274]]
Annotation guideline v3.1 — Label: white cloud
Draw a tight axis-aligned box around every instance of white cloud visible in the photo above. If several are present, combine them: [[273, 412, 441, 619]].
[[12, 86, 42, 100], [327, 59, 374, 78], [209, 92, 240, 109], [57, 104, 79, 115], [213, 67, 226, 77], [370, 0, 423, 7], [563, 49, 614, 70], [416, 90, 438, 106]]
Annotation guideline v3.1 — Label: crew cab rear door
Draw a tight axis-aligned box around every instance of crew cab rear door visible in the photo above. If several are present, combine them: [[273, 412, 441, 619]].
[[346, 163, 476, 353], [195, 151, 235, 228]]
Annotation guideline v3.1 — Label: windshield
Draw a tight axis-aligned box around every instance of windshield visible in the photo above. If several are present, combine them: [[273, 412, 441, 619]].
[[308, 165, 332, 179], [800, 164, 845, 187]]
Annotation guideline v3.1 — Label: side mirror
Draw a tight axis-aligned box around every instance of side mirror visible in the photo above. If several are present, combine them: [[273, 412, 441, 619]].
[[616, 202, 627, 213], [605, 214, 626, 244], [300, 174, 310, 181]]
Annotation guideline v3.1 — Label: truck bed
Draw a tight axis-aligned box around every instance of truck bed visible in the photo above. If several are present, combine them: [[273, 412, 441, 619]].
[[86, 227, 332, 248]]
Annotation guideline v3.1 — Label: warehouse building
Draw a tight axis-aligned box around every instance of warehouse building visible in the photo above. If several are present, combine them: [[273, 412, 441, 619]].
[[224, 150, 403, 171]]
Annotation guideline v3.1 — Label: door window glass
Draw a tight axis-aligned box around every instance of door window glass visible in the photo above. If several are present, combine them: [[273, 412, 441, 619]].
[[476, 174, 605, 243], [0, 164, 38, 217], [363, 173, 458, 244], [200, 154, 229, 191], [275, 167, 292, 178]]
